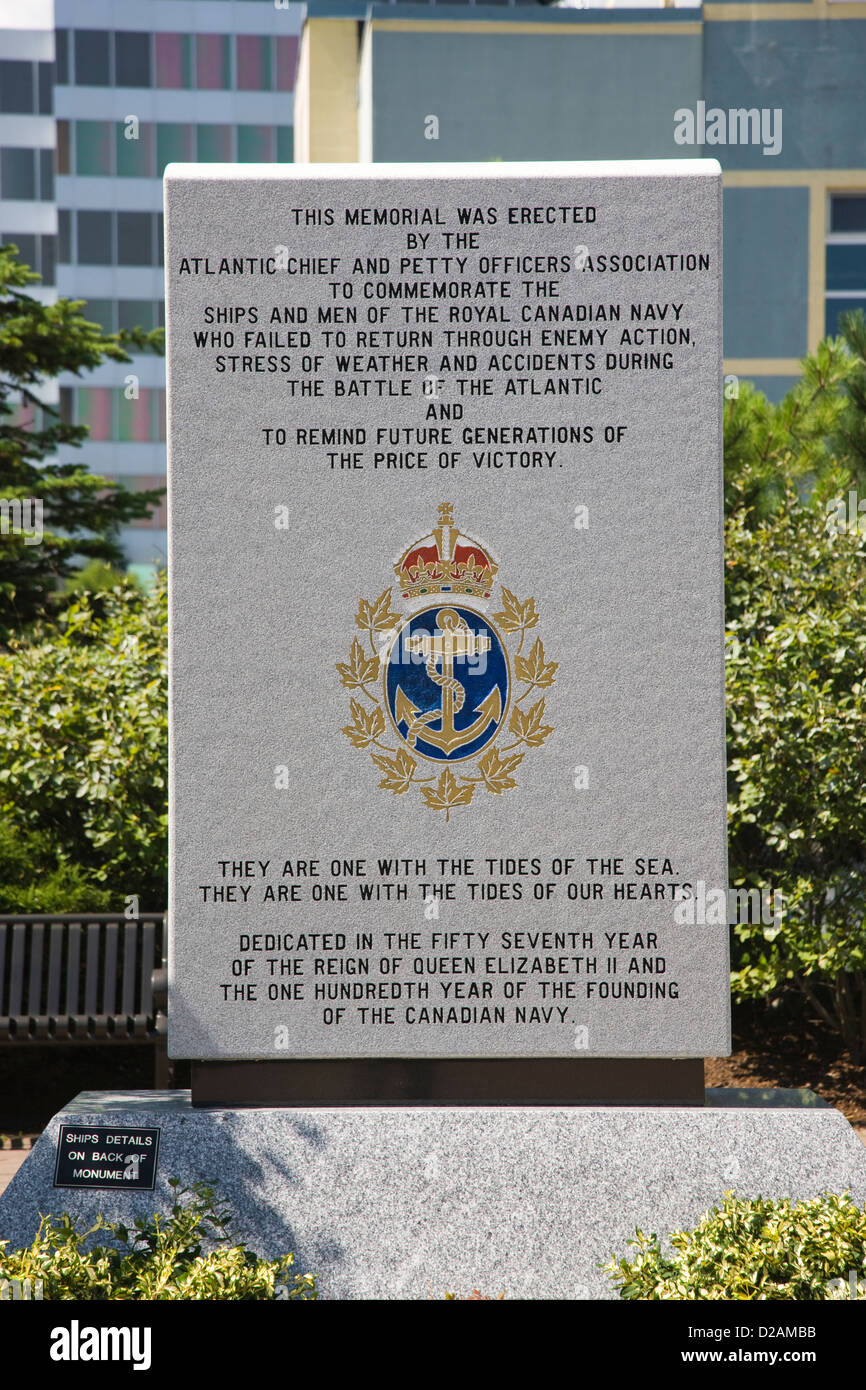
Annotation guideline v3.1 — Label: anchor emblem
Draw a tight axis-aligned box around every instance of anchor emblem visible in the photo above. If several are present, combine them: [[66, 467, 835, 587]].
[[393, 608, 503, 756], [338, 502, 556, 816]]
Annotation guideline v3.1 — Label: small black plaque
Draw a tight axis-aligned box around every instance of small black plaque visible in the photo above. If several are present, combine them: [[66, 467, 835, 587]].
[[53, 1126, 160, 1190]]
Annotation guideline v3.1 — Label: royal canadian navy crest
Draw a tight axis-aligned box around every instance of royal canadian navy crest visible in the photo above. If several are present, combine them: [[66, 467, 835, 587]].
[[338, 503, 556, 819]]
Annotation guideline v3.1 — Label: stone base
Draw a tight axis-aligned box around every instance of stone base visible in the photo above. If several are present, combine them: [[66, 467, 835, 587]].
[[2, 1090, 865, 1300]]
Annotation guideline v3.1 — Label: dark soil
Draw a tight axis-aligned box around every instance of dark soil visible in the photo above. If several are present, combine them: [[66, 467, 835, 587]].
[[706, 997, 866, 1129]]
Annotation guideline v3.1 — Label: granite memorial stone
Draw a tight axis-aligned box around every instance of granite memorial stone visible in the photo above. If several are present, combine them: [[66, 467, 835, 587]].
[[164, 161, 728, 1064]]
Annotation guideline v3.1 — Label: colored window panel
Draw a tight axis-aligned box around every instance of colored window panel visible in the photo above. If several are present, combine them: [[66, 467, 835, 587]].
[[40, 234, 56, 286], [826, 297, 866, 337], [830, 196, 866, 234], [3, 233, 36, 269], [57, 120, 71, 175], [38, 61, 53, 114], [118, 300, 155, 333], [0, 61, 35, 113], [115, 32, 151, 87], [77, 211, 112, 264], [40, 149, 54, 200], [157, 389, 166, 442], [156, 214, 164, 267], [58, 210, 71, 263], [157, 124, 194, 175], [75, 121, 113, 177], [77, 388, 113, 441], [826, 244, 866, 293], [116, 121, 155, 178], [155, 34, 193, 89], [83, 299, 115, 333], [55, 30, 69, 85], [276, 127, 293, 163], [118, 389, 155, 443], [275, 37, 298, 92], [236, 35, 270, 90], [197, 125, 233, 162], [237, 126, 274, 163], [123, 477, 167, 531], [196, 35, 231, 90], [1, 148, 36, 200], [117, 212, 153, 267], [74, 30, 110, 86]]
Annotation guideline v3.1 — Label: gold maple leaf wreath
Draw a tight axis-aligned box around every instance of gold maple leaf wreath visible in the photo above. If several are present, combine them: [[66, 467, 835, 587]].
[[337, 586, 556, 821]]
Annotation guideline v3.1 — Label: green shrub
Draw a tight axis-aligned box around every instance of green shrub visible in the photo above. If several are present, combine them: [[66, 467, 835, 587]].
[[725, 473, 866, 1058], [0, 578, 167, 908], [0, 816, 114, 912], [0, 1180, 316, 1300], [605, 1192, 866, 1300]]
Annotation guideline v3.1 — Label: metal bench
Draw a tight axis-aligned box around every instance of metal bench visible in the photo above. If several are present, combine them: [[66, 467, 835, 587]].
[[0, 913, 167, 1083]]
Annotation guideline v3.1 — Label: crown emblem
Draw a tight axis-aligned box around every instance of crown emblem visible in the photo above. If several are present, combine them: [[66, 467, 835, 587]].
[[338, 503, 556, 820], [394, 501, 498, 601]]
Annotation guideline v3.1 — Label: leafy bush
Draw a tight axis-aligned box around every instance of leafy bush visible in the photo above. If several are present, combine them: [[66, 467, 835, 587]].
[[605, 1192, 866, 1300], [0, 816, 114, 911], [725, 471, 866, 1057], [0, 577, 167, 908], [0, 1180, 316, 1300]]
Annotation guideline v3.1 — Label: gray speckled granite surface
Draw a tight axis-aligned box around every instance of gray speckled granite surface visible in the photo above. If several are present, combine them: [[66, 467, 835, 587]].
[[1, 1090, 864, 1300]]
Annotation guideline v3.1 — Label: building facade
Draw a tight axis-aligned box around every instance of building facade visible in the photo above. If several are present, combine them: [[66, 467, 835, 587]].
[[1, 0, 302, 574], [296, 0, 866, 405], [2, 0, 865, 571]]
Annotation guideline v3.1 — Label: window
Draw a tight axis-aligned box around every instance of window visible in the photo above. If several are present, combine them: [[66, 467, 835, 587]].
[[117, 212, 153, 266], [114, 32, 151, 87], [236, 36, 271, 90], [37, 62, 53, 114], [155, 34, 193, 89], [77, 210, 112, 264], [75, 121, 114, 177], [56, 121, 71, 176], [13, 233, 54, 281], [116, 122, 155, 178], [275, 37, 298, 92], [68, 214, 163, 267], [40, 149, 54, 201], [118, 390, 156, 443], [1, 148, 36, 201], [157, 124, 194, 175], [76, 388, 114, 441], [40, 234, 56, 286], [58, 209, 71, 263], [122, 476, 167, 530], [196, 35, 231, 90], [831, 195, 866, 234], [0, 60, 35, 113], [2, 233, 37, 269], [197, 125, 233, 162], [74, 30, 111, 86], [276, 127, 293, 163], [55, 30, 70, 85], [118, 300, 156, 332], [826, 194, 866, 336], [237, 126, 274, 163], [83, 300, 115, 333]]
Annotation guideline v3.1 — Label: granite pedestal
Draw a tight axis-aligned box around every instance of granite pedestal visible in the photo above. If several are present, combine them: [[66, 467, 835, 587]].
[[2, 1090, 864, 1300]]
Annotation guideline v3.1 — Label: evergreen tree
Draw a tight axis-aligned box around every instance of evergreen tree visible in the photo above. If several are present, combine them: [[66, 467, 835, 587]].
[[723, 309, 866, 520], [0, 245, 164, 642]]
